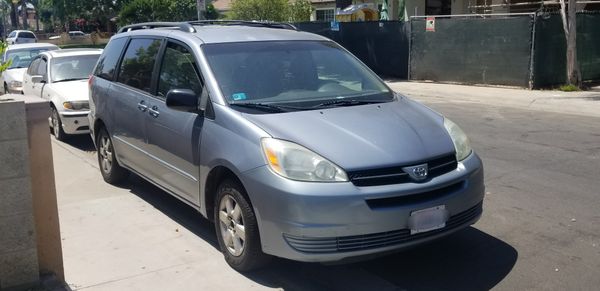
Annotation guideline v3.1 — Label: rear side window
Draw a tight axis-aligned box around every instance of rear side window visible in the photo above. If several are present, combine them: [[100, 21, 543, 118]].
[[94, 37, 127, 81], [20, 32, 35, 39], [117, 38, 162, 93]]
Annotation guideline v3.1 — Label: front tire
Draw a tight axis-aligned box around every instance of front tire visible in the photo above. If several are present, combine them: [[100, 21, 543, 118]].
[[214, 179, 270, 272], [96, 127, 129, 184], [51, 107, 67, 141]]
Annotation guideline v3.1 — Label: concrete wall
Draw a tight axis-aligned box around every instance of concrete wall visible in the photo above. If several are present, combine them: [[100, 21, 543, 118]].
[[0, 100, 40, 290], [0, 95, 64, 289]]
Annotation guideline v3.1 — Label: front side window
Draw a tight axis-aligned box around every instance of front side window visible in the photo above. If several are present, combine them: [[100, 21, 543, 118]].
[[27, 58, 41, 75], [51, 55, 100, 83], [37, 59, 48, 79], [117, 38, 162, 93], [94, 37, 128, 81], [203, 41, 392, 111], [157, 41, 203, 99]]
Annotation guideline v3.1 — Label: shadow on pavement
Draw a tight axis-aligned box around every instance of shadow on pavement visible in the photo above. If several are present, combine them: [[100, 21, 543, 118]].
[[121, 175, 517, 291], [248, 228, 517, 291], [125, 175, 219, 249], [60, 134, 96, 152]]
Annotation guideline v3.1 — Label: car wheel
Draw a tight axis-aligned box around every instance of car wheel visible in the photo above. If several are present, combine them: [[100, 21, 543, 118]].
[[214, 179, 270, 272], [96, 127, 129, 184], [51, 107, 67, 141]]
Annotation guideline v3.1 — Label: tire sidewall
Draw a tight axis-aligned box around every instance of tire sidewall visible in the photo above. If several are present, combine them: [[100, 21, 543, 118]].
[[214, 180, 266, 271]]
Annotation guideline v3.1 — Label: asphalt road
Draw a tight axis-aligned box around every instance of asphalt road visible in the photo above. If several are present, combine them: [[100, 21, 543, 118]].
[[54, 98, 600, 290]]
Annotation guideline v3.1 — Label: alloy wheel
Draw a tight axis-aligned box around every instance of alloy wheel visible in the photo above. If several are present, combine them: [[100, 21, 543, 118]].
[[218, 194, 246, 257], [98, 134, 113, 174]]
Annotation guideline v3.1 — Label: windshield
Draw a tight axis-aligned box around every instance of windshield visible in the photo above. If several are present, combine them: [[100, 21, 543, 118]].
[[5, 48, 51, 69], [51, 55, 100, 83], [203, 41, 393, 110]]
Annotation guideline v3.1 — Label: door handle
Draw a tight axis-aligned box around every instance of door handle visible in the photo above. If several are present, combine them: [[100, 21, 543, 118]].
[[148, 106, 159, 118], [137, 101, 148, 112]]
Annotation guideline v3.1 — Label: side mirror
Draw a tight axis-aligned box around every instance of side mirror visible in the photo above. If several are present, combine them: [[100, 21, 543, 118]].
[[31, 75, 45, 84], [166, 89, 200, 113]]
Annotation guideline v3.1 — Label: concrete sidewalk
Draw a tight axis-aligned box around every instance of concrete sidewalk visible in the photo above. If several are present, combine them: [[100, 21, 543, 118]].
[[387, 81, 600, 118]]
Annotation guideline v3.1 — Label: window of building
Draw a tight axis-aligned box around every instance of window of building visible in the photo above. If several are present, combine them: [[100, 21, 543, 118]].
[[316, 9, 335, 22]]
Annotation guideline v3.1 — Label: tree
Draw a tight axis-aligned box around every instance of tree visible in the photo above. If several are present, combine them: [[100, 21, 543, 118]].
[[559, 0, 581, 87], [230, 0, 287, 22], [118, 0, 197, 26], [230, 0, 312, 22], [288, 0, 312, 22]]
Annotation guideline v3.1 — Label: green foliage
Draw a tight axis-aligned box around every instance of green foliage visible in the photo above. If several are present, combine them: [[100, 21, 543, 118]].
[[288, 0, 312, 22], [118, 0, 198, 26], [558, 84, 581, 92], [0, 41, 12, 76], [231, 0, 288, 22], [230, 0, 312, 22]]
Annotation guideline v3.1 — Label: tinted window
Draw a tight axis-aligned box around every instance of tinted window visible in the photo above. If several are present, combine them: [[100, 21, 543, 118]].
[[94, 37, 127, 81], [157, 42, 202, 99], [20, 32, 35, 39], [27, 58, 41, 75], [116, 38, 161, 92], [51, 55, 99, 82]]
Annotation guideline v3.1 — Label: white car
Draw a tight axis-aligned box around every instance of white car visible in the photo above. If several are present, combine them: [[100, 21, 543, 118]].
[[1, 43, 59, 94], [6, 30, 37, 44], [22, 49, 102, 140]]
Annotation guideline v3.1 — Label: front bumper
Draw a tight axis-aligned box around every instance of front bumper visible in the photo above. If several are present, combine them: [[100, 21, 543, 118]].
[[51, 110, 90, 134], [241, 152, 485, 262]]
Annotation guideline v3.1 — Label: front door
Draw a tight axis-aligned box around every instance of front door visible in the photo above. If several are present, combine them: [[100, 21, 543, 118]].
[[142, 40, 205, 204]]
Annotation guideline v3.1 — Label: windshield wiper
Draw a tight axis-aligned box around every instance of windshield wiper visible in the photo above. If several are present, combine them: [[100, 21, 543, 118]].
[[312, 99, 389, 108], [53, 78, 88, 83], [230, 102, 302, 113]]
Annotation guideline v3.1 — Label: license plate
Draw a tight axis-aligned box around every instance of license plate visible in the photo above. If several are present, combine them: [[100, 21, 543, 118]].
[[409, 205, 449, 235]]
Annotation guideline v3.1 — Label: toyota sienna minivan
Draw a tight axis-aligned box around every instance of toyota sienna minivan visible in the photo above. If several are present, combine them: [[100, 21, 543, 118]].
[[89, 21, 485, 271]]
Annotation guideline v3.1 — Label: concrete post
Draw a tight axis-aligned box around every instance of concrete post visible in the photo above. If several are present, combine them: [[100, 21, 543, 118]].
[[0, 95, 64, 289]]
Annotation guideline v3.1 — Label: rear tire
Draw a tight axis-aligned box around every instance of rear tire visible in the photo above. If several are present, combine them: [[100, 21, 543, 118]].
[[96, 127, 129, 184], [214, 179, 270, 272]]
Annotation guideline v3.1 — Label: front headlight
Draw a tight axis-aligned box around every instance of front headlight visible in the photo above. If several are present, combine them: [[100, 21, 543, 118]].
[[63, 101, 89, 110], [444, 118, 472, 161], [9, 80, 22, 88], [261, 138, 348, 182]]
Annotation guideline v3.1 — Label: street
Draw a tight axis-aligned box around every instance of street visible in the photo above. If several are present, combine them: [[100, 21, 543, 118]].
[[53, 83, 600, 290]]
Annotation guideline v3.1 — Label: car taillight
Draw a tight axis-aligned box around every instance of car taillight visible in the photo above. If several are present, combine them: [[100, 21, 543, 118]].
[[88, 75, 94, 88]]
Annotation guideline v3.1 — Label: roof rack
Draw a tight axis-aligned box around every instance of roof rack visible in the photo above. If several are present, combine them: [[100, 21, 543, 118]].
[[187, 20, 298, 31], [117, 22, 196, 34]]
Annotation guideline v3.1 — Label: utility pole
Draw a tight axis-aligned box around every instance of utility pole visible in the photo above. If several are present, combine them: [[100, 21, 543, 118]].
[[197, 0, 206, 20], [559, 0, 581, 86]]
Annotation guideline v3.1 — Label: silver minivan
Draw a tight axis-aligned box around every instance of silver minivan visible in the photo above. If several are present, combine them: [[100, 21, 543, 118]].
[[89, 21, 485, 271]]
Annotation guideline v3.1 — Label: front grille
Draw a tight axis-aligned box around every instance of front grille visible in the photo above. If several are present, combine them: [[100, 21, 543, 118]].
[[347, 154, 458, 186], [76, 126, 90, 131], [365, 181, 465, 209], [284, 202, 482, 254]]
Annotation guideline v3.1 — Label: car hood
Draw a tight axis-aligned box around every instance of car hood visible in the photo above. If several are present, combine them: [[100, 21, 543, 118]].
[[242, 98, 456, 170], [3, 68, 27, 82], [49, 80, 89, 102]]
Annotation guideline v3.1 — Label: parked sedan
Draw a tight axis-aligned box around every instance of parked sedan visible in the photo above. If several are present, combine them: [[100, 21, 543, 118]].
[[23, 49, 102, 141], [0, 43, 59, 94]]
